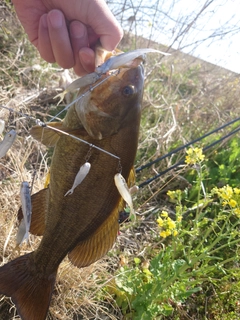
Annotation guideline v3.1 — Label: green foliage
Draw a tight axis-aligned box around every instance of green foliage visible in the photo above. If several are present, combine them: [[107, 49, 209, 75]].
[[108, 149, 240, 319], [206, 136, 240, 188]]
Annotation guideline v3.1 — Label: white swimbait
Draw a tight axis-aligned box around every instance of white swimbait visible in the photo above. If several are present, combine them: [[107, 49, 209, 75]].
[[65, 162, 91, 196], [55, 48, 169, 103], [0, 119, 5, 134], [16, 181, 32, 245], [95, 48, 170, 74], [54, 72, 101, 103], [114, 173, 135, 219], [0, 129, 17, 158]]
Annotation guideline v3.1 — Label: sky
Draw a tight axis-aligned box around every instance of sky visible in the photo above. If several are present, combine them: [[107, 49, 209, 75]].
[[163, 0, 240, 73], [109, 0, 240, 73]]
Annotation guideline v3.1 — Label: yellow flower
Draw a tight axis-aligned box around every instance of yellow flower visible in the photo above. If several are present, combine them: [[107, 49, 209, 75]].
[[167, 217, 176, 230], [177, 215, 182, 222], [160, 230, 168, 238], [234, 208, 240, 217], [229, 199, 237, 208], [234, 188, 240, 195], [173, 230, 178, 237], [160, 229, 171, 238], [166, 229, 172, 236], [161, 211, 168, 217], [185, 147, 205, 165], [167, 190, 175, 200], [219, 185, 233, 200], [157, 217, 164, 227]]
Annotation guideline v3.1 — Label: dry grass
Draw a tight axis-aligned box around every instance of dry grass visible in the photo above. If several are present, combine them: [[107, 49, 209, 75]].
[[1, 1, 240, 319]]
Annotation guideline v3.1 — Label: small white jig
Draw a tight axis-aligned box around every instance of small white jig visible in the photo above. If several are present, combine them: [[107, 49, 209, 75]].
[[65, 162, 91, 196], [95, 48, 170, 74], [16, 181, 32, 246], [114, 173, 135, 219], [54, 72, 101, 104], [54, 48, 169, 104], [0, 129, 17, 158], [0, 119, 5, 134]]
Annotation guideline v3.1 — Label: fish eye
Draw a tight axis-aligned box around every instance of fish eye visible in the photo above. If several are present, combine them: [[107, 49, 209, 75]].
[[122, 85, 135, 97]]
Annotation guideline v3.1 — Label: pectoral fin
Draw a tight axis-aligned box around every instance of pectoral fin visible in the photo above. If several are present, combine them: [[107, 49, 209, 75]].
[[18, 188, 48, 236], [68, 201, 122, 268]]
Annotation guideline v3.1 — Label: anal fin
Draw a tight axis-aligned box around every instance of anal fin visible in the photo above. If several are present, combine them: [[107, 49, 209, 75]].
[[18, 188, 48, 236], [68, 203, 121, 268]]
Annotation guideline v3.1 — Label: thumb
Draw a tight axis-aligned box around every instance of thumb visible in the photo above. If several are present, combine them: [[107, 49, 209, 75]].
[[87, 1, 123, 51]]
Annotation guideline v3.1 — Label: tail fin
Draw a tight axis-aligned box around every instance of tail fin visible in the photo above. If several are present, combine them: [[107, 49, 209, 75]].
[[0, 253, 56, 320]]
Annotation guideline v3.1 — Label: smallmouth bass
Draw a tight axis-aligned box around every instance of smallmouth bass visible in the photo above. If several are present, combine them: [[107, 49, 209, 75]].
[[0, 64, 144, 320]]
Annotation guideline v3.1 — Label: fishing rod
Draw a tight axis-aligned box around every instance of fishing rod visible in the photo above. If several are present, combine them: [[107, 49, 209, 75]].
[[138, 124, 240, 188], [136, 116, 240, 173]]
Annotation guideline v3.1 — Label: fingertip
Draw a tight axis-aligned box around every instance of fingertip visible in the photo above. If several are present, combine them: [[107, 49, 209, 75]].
[[47, 10, 75, 69], [70, 20, 86, 41], [79, 48, 95, 74], [38, 14, 56, 63], [99, 26, 123, 51], [48, 9, 64, 29]]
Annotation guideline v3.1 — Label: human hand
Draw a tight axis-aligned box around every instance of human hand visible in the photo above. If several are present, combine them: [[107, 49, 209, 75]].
[[12, 0, 123, 75]]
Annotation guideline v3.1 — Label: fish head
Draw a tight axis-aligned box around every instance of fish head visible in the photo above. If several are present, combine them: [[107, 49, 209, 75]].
[[74, 64, 144, 139]]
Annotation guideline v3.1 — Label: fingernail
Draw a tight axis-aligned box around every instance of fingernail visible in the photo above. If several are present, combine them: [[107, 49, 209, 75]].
[[79, 51, 93, 65], [70, 22, 85, 39], [48, 10, 63, 29]]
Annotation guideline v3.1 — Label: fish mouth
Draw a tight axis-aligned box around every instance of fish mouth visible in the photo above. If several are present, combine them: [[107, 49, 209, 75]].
[[73, 61, 145, 140], [121, 63, 144, 90]]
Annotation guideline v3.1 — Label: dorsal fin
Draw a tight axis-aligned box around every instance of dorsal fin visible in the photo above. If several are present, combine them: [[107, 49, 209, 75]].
[[30, 122, 65, 147], [18, 188, 48, 236], [30, 122, 88, 147]]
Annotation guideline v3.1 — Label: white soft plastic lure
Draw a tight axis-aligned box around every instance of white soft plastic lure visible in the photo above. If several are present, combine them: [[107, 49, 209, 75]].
[[16, 181, 32, 246], [55, 72, 101, 103], [0, 129, 17, 158], [114, 173, 135, 219], [95, 48, 170, 74], [55, 48, 169, 103], [65, 162, 91, 196], [0, 119, 5, 134]]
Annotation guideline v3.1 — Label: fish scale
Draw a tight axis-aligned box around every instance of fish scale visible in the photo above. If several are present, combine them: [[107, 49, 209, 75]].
[[0, 64, 144, 320]]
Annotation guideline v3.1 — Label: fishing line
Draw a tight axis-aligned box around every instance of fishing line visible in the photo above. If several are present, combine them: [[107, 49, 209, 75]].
[[49, 70, 119, 122], [36, 119, 121, 160], [0, 105, 121, 162], [30, 128, 45, 194]]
